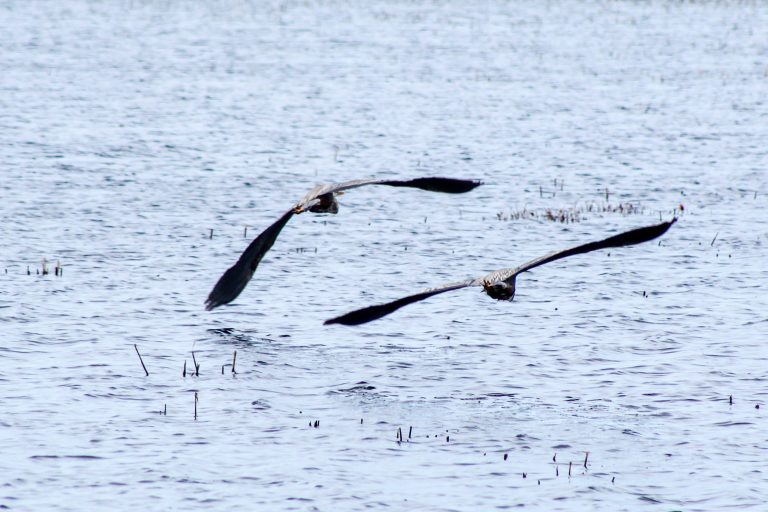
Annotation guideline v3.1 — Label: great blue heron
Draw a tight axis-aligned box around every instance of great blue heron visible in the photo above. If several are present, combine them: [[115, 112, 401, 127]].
[[325, 218, 677, 326], [205, 177, 482, 311]]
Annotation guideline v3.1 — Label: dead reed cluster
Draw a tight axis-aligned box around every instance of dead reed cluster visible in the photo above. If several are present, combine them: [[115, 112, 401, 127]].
[[496, 202, 647, 223]]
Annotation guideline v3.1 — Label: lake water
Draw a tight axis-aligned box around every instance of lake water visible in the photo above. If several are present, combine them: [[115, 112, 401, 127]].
[[1, 1, 767, 510]]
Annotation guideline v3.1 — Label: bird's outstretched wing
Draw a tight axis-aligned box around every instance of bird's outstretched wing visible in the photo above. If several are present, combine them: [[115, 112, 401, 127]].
[[325, 218, 677, 326], [472, 218, 679, 285], [295, 177, 482, 210], [205, 209, 295, 311], [324, 280, 473, 326], [206, 176, 482, 310]]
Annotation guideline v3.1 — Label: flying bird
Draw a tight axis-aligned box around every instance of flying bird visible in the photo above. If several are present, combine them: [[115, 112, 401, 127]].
[[325, 218, 677, 326], [205, 177, 482, 311]]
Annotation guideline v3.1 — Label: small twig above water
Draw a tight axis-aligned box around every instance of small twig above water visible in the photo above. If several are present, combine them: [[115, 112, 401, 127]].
[[192, 351, 200, 376], [134, 344, 149, 376]]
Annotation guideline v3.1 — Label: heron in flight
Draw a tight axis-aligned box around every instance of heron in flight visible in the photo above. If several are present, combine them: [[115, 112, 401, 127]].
[[325, 218, 676, 326], [205, 177, 482, 311]]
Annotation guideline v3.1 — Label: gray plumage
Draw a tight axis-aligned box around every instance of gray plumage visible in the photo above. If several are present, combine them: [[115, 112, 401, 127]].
[[325, 218, 677, 326], [205, 177, 482, 311]]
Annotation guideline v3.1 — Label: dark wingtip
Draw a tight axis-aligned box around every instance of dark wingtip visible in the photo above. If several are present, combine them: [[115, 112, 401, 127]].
[[395, 177, 483, 194], [204, 260, 253, 312], [435, 177, 483, 194], [204, 290, 227, 311], [324, 285, 467, 326], [323, 306, 381, 326], [324, 299, 408, 326], [468, 180, 484, 191], [658, 216, 678, 235], [204, 209, 295, 312]]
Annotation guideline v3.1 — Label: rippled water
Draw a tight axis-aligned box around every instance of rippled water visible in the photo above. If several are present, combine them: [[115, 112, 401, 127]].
[[2, 1, 767, 510]]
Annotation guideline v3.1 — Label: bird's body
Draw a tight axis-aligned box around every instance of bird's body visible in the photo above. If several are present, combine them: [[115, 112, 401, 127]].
[[324, 218, 677, 326], [306, 193, 339, 214], [205, 177, 482, 311]]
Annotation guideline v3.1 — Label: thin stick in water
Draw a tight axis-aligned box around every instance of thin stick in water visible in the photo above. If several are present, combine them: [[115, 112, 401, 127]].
[[192, 351, 200, 376], [134, 344, 149, 376], [232, 350, 237, 375], [194, 392, 198, 420]]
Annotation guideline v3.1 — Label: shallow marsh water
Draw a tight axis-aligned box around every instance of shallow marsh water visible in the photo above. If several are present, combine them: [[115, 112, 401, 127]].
[[1, 1, 767, 510]]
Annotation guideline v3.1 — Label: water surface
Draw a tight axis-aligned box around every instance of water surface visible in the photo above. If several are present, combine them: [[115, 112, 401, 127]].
[[1, 1, 767, 510]]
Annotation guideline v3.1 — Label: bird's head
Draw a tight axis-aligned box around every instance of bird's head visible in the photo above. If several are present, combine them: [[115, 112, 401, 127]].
[[482, 279, 515, 301]]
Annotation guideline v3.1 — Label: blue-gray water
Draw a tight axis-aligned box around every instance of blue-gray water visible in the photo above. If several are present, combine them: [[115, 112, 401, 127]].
[[2, 1, 767, 510]]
